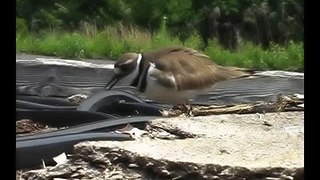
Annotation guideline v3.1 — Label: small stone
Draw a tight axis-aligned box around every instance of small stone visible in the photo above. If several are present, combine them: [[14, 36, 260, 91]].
[[128, 163, 139, 168]]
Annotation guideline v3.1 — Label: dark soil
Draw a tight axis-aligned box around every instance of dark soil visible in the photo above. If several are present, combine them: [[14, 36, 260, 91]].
[[16, 119, 59, 135]]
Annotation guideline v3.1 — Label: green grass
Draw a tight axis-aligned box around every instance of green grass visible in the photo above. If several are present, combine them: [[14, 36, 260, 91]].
[[16, 23, 304, 71], [204, 40, 304, 71]]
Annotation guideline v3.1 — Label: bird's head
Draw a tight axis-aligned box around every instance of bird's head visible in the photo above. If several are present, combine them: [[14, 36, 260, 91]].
[[104, 53, 142, 89]]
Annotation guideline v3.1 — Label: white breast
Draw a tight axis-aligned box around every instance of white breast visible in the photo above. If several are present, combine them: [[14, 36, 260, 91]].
[[143, 63, 199, 104]]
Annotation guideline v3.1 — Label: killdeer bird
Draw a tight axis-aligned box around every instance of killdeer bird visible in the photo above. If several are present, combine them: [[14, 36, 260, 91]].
[[105, 47, 254, 104]]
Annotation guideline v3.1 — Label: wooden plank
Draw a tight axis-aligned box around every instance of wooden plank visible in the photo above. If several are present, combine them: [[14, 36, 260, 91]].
[[16, 56, 304, 105]]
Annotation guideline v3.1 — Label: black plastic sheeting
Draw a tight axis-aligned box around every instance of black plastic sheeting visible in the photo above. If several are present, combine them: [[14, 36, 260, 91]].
[[16, 89, 163, 169]]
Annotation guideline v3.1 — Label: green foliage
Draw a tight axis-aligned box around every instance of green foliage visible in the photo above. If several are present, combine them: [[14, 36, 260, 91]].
[[16, 22, 304, 71], [17, 31, 86, 58], [16, 18, 28, 36], [16, 34, 41, 53], [204, 39, 303, 71], [56, 33, 86, 58], [16, 0, 303, 71], [16, 0, 303, 46], [183, 32, 203, 50], [150, 19, 182, 49], [35, 33, 60, 56], [85, 32, 111, 58]]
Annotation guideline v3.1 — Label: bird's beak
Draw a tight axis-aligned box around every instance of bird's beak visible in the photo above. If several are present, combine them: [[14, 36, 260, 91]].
[[104, 74, 121, 90]]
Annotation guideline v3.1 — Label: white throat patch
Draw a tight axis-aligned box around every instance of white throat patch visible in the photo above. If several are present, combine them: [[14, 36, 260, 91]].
[[132, 53, 142, 77], [116, 53, 142, 85], [136, 53, 142, 66]]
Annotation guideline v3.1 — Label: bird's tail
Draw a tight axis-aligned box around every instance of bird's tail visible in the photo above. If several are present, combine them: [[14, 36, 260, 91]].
[[215, 65, 256, 81]]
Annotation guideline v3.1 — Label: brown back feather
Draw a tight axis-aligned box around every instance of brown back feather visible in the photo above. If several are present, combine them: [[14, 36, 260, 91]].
[[143, 47, 253, 90]]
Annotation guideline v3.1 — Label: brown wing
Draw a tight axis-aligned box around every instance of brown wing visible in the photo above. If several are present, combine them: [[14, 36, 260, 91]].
[[144, 47, 253, 90]]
